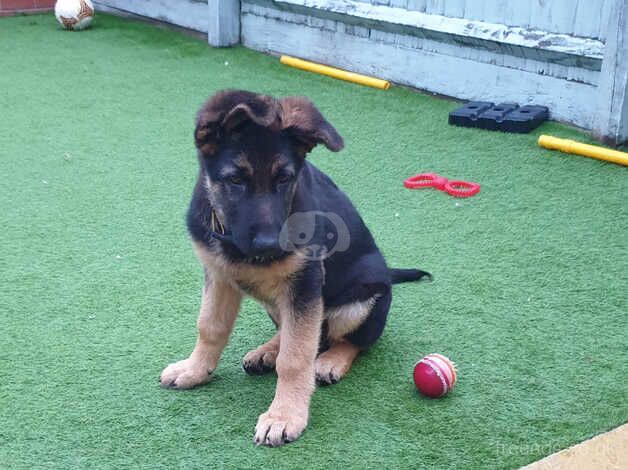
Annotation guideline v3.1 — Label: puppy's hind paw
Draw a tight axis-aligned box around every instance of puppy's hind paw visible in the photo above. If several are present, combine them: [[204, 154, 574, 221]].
[[315, 360, 341, 386], [242, 348, 277, 375]]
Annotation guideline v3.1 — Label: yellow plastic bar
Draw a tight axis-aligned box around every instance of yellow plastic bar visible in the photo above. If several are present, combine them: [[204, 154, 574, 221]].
[[280, 55, 390, 90], [538, 135, 628, 166]]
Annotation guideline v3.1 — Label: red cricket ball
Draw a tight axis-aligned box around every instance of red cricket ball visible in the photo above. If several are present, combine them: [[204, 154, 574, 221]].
[[413, 353, 457, 398]]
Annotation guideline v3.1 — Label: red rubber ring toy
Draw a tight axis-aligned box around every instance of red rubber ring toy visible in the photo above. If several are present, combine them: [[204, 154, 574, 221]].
[[443, 180, 480, 198], [432, 176, 448, 190], [403, 173, 441, 189]]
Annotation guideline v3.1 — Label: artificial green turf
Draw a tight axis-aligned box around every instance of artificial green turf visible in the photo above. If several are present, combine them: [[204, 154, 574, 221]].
[[1, 13, 627, 470]]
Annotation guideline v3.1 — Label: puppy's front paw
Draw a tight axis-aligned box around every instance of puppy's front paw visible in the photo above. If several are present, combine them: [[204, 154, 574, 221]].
[[159, 358, 212, 389], [242, 347, 277, 375], [253, 409, 307, 447]]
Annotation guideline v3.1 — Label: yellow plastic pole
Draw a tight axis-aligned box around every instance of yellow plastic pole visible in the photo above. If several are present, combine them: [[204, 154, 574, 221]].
[[538, 135, 628, 166], [280, 55, 390, 90]]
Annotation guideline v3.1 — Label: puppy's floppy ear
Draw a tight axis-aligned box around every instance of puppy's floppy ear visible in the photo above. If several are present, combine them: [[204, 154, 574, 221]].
[[279, 97, 344, 156], [194, 89, 281, 156], [222, 97, 281, 133]]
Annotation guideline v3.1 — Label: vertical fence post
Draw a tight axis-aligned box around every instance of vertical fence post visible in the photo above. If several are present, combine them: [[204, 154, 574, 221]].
[[594, 0, 628, 145], [208, 0, 241, 47]]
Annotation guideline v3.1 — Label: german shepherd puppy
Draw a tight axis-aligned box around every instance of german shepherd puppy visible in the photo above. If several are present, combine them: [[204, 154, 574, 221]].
[[159, 90, 430, 447]]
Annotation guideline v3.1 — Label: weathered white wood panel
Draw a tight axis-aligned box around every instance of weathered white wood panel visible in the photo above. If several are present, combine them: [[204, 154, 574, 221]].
[[241, 8, 598, 129], [529, 0, 566, 37], [94, 0, 209, 32], [359, 0, 614, 39], [208, 0, 240, 46], [407, 0, 426, 13], [594, 0, 628, 144], [573, 1, 603, 39], [598, 0, 615, 41], [479, 0, 515, 27], [246, 1, 600, 83], [442, 0, 465, 19], [273, 0, 604, 69]]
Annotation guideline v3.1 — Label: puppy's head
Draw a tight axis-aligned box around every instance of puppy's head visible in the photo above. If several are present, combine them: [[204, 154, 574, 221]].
[[194, 89, 343, 262]]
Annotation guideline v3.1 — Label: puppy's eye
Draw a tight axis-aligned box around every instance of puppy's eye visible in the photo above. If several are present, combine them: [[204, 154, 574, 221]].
[[228, 175, 244, 185], [277, 173, 293, 184]]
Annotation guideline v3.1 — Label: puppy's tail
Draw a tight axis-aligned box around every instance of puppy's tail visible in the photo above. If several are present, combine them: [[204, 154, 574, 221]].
[[390, 268, 432, 284]]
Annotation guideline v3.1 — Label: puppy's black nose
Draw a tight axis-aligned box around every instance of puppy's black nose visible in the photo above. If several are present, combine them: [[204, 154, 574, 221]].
[[250, 233, 281, 257]]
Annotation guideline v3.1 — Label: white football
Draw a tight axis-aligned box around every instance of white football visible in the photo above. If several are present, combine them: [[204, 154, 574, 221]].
[[55, 0, 94, 31]]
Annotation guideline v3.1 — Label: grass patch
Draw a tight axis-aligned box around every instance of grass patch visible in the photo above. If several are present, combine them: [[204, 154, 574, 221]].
[[1, 13, 626, 469]]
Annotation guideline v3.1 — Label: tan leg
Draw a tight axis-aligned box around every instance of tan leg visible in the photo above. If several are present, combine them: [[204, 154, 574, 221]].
[[253, 301, 322, 447], [242, 330, 280, 375], [315, 340, 361, 386], [159, 274, 242, 389]]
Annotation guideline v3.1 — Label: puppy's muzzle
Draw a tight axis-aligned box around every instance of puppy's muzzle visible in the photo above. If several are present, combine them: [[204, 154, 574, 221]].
[[250, 232, 282, 258]]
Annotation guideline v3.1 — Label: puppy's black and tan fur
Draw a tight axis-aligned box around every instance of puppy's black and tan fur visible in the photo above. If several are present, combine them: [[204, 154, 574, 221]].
[[159, 90, 430, 447]]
